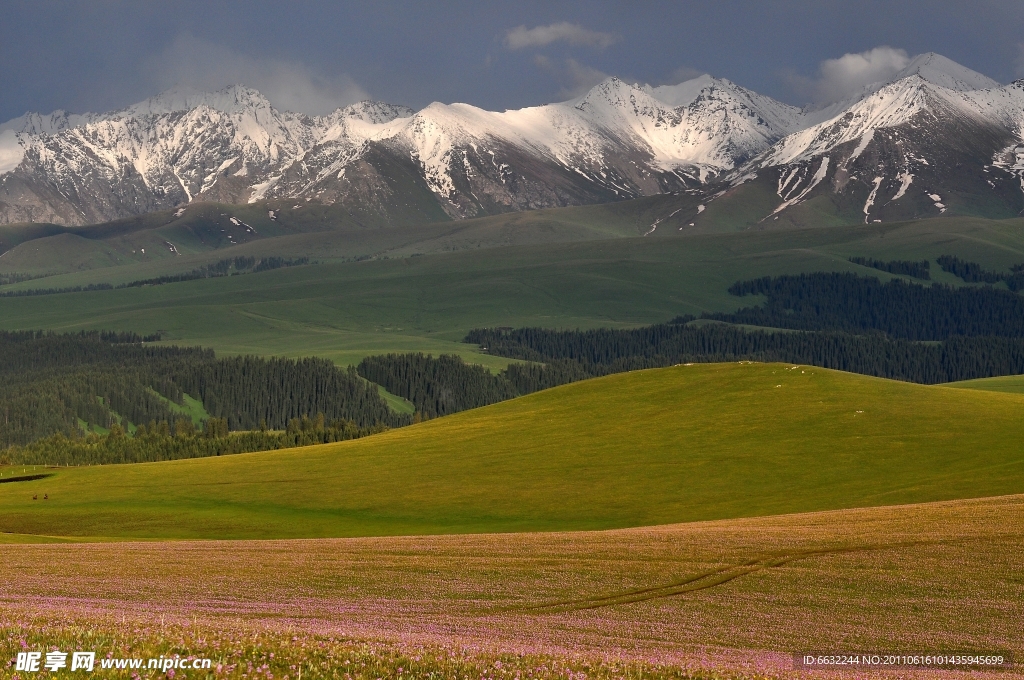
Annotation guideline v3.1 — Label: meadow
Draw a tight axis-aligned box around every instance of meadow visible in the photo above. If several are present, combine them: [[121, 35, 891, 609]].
[[1, 362, 1023, 540], [4, 206, 1024, 678], [2, 216, 1024, 367], [0, 193, 678, 280], [947, 374, 1024, 394], [1, 494, 1020, 678]]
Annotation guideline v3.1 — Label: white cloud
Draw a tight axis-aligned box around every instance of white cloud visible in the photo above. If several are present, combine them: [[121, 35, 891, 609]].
[[788, 46, 911, 105], [142, 34, 370, 115], [505, 22, 619, 50], [533, 56, 610, 99]]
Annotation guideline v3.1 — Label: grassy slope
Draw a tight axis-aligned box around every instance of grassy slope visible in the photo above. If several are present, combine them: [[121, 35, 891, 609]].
[[0, 192, 452, 262], [2, 216, 1023, 366], [0, 193, 678, 280], [947, 374, 1024, 394], [375, 385, 415, 414], [151, 392, 211, 426], [1, 362, 1022, 540]]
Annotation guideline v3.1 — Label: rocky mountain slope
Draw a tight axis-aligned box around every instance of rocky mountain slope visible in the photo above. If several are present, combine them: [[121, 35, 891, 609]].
[[1, 53, 1022, 227], [743, 58, 1024, 225]]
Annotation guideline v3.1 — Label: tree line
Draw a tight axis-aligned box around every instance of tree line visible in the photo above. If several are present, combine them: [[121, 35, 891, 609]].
[[171, 355, 401, 431], [356, 353, 592, 419], [849, 256, 931, 279], [1, 413, 386, 466], [936, 254, 1024, 291], [122, 256, 310, 288], [355, 317, 1024, 425], [0, 271, 47, 286], [465, 324, 1024, 386], [0, 331, 408, 451]]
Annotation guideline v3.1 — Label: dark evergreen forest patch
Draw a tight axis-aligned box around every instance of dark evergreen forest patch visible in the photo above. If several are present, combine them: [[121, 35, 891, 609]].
[[705, 272, 1024, 339], [357, 353, 591, 419], [0, 331, 407, 451], [849, 256, 930, 279]]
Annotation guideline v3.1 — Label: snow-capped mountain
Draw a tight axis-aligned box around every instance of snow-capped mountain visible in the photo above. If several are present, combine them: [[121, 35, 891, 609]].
[[0, 77, 806, 225], [745, 55, 1024, 224], [1, 53, 1022, 227], [797, 52, 1002, 128]]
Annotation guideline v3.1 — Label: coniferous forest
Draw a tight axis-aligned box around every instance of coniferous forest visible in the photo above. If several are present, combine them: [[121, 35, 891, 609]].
[[2, 415, 386, 466], [464, 324, 1024, 385], [357, 353, 592, 418], [447, 265, 1024, 399], [0, 331, 407, 456], [705, 272, 1024, 338], [849, 257, 931, 279], [359, 272, 1024, 420]]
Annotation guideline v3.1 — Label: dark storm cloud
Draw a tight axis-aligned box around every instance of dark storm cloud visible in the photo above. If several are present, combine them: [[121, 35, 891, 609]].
[[1, 0, 1023, 122]]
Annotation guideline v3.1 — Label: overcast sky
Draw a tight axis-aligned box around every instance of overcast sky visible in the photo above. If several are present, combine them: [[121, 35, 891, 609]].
[[3, 0, 1024, 121]]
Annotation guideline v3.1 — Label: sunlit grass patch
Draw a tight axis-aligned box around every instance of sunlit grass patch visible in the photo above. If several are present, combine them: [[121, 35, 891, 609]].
[[1, 363, 1023, 540]]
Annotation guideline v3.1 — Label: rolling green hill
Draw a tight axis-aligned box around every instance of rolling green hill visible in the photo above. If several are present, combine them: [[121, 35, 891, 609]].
[[2, 362, 1022, 540]]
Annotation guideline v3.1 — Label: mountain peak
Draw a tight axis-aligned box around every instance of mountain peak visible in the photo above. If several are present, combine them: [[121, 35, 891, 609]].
[[574, 77, 644, 104], [647, 75, 718, 107], [119, 84, 276, 118], [345, 100, 414, 122], [801, 52, 1000, 127], [893, 53, 999, 92], [0, 109, 89, 136]]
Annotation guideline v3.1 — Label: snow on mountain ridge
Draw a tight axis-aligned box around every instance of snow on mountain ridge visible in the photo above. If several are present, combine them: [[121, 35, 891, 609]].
[[115, 84, 276, 118], [0, 110, 104, 136], [894, 52, 999, 92], [0, 110, 108, 174], [798, 52, 1001, 128], [747, 67, 1024, 223], [370, 75, 806, 208], [759, 73, 1011, 167], [2, 52, 1018, 226], [647, 75, 717, 107], [0, 73, 915, 221]]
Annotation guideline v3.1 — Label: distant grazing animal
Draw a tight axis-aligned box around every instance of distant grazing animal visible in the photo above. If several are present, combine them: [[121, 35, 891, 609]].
[[32, 495, 37, 500], [43, 494, 48, 500]]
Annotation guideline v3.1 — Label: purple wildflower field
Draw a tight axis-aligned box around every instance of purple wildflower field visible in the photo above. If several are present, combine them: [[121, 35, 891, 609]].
[[2, 495, 1022, 679]]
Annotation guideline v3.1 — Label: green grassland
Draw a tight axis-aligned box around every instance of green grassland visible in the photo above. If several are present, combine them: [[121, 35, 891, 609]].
[[0, 193, 680, 280], [375, 384, 415, 414], [1, 362, 1022, 540], [947, 374, 1024, 394], [2, 215, 1024, 366], [0, 194, 451, 272], [151, 392, 211, 426]]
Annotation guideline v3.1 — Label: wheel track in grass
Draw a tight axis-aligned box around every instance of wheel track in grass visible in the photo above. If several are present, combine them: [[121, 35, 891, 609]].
[[504, 539, 961, 614]]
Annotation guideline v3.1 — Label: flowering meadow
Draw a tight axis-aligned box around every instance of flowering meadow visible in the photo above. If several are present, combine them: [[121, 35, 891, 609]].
[[1, 494, 1022, 679]]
